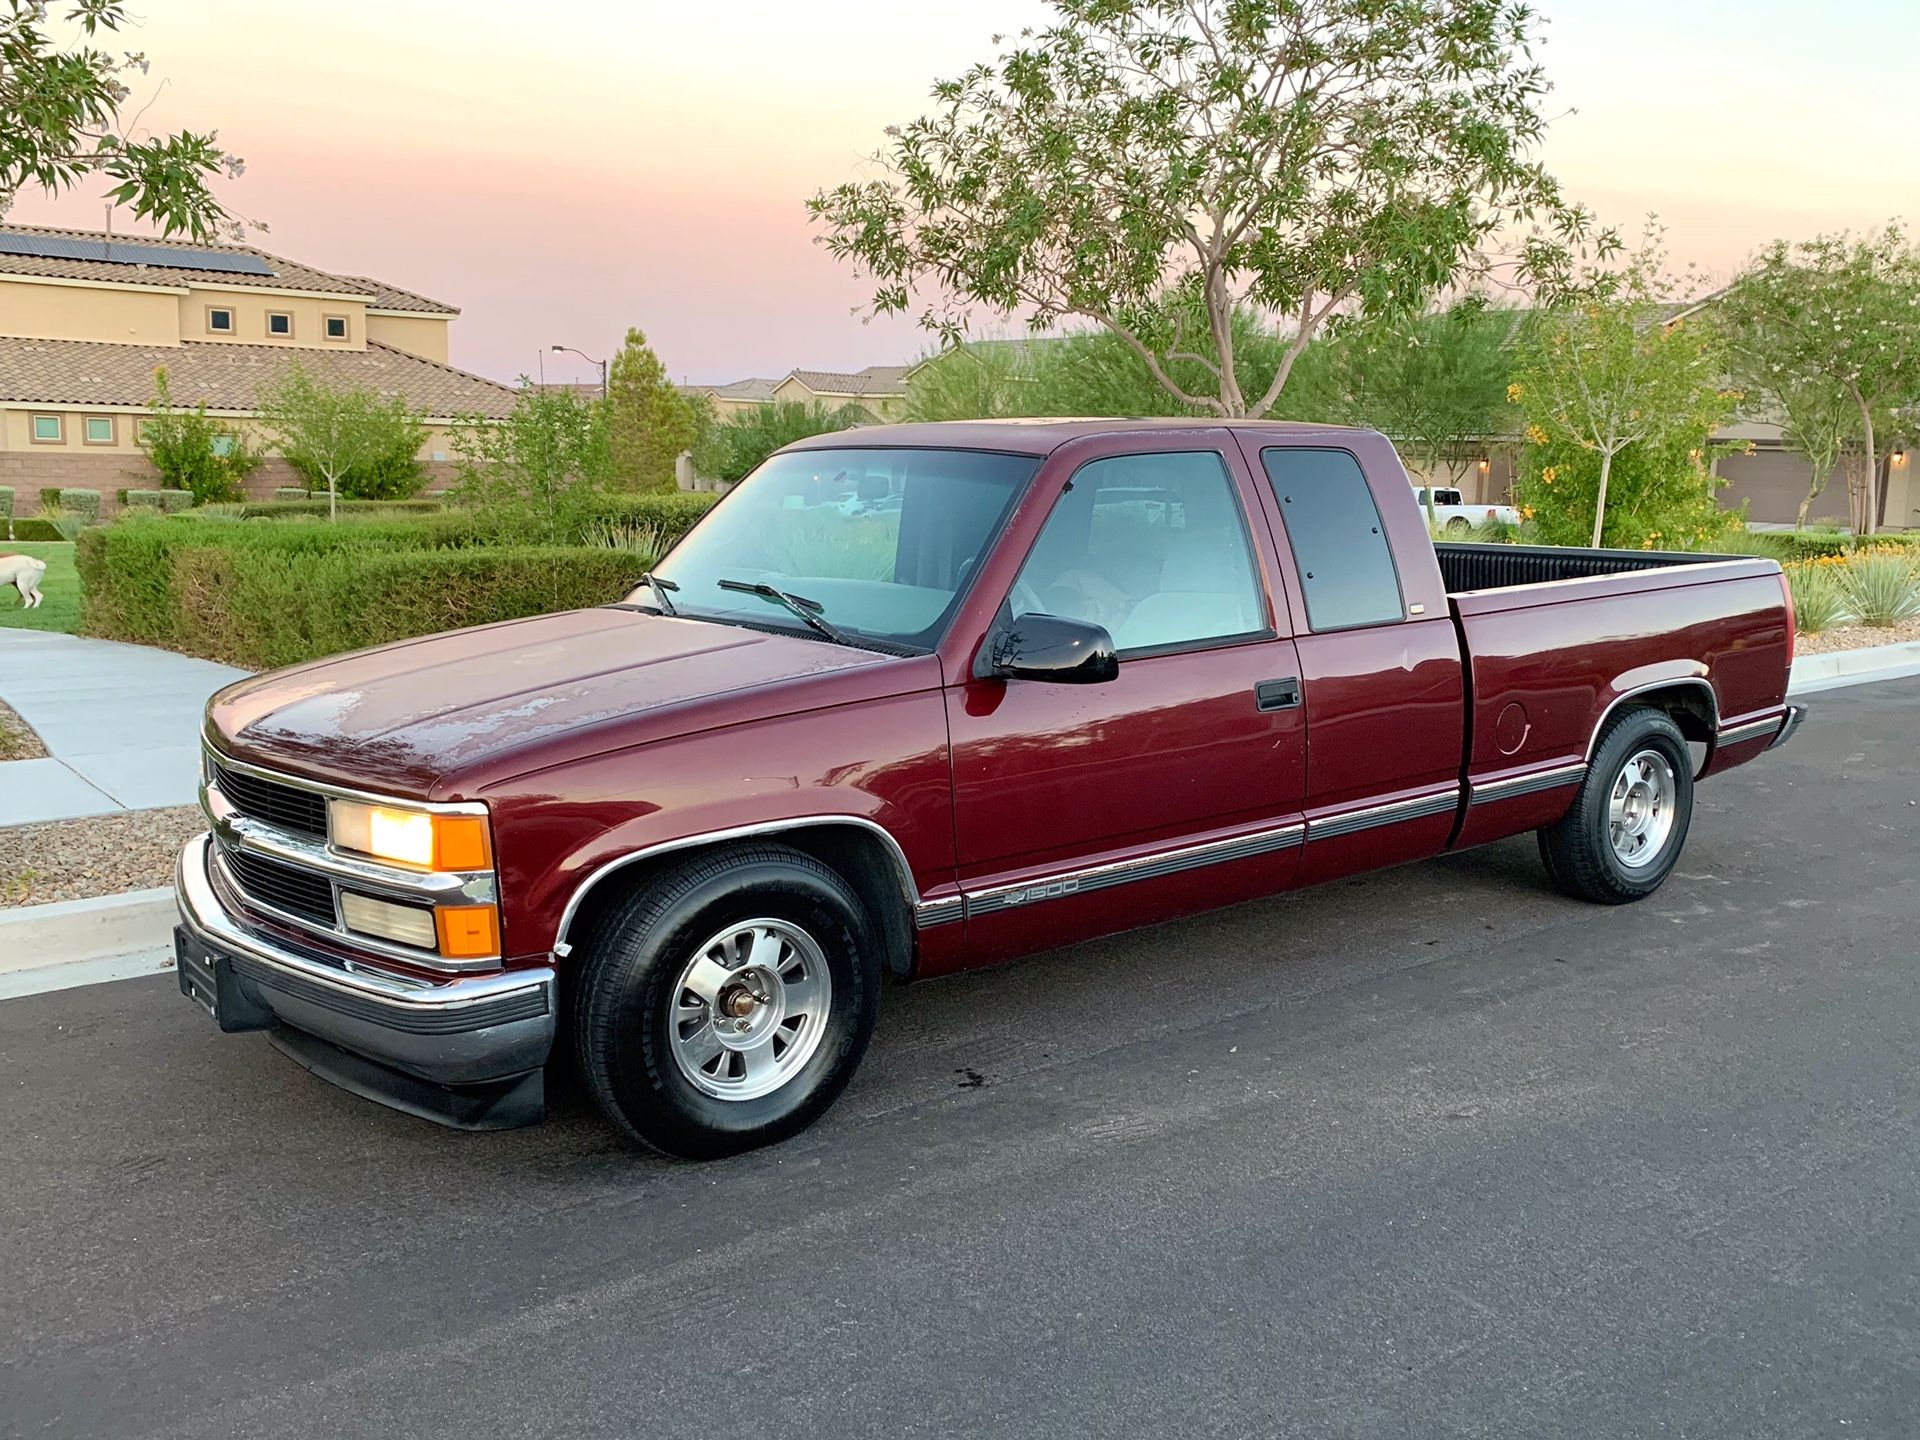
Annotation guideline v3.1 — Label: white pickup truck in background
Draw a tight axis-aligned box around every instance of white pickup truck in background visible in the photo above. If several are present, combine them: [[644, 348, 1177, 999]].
[[1414, 485, 1523, 533]]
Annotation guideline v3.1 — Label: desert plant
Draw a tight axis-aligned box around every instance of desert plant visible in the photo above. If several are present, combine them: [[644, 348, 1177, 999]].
[[580, 519, 670, 558], [1783, 563, 1846, 634], [33, 503, 85, 541], [1836, 552, 1920, 627]]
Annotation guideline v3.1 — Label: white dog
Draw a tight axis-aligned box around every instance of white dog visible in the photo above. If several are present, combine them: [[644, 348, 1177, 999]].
[[0, 553, 47, 609]]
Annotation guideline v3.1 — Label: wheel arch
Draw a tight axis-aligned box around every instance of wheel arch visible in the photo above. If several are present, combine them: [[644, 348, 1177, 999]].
[[1585, 677, 1718, 762], [554, 818, 923, 981]]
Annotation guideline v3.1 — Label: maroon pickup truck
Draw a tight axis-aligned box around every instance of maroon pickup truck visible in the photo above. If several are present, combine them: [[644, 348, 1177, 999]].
[[175, 420, 1804, 1156]]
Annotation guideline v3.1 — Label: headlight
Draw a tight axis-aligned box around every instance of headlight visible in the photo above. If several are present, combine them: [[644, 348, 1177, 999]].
[[329, 800, 492, 872]]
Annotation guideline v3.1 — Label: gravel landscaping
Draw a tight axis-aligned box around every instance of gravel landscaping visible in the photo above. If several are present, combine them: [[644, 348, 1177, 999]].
[[0, 698, 47, 760], [0, 805, 202, 907], [1798, 618, 1920, 654]]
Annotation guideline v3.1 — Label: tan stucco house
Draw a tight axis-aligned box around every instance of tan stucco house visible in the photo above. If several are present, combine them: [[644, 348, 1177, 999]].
[[0, 224, 517, 514], [769, 365, 914, 421]]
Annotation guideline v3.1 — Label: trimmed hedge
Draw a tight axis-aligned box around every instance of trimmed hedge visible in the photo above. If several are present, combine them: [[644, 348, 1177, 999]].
[[121, 489, 196, 514], [230, 497, 445, 521], [10, 518, 66, 542], [79, 514, 488, 646], [41, 487, 101, 522], [170, 545, 646, 668], [79, 513, 645, 665], [1741, 531, 1920, 560]]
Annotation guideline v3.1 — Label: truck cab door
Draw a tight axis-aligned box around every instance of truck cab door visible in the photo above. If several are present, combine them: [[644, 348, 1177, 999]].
[[941, 440, 1307, 967], [1236, 436, 1466, 885]]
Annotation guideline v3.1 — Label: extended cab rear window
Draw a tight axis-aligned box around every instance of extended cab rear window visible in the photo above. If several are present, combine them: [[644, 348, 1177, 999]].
[[1260, 448, 1404, 631], [655, 447, 1038, 649]]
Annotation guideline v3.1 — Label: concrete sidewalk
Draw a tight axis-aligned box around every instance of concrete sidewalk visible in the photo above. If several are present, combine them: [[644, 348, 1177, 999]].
[[0, 630, 247, 825]]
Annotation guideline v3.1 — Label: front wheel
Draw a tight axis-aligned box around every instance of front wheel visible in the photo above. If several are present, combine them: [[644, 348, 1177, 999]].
[[1538, 707, 1694, 904], [569, 844, 882, 1158]]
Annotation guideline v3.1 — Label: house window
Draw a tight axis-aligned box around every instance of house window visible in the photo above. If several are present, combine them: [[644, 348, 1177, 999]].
[[30, 414, 64, 444], [211, 434, 237, 457], [207, 307, 234, 333], [83, 415, 117, 446], [323, 314, 349, 340], [266, 311, 293, 337]]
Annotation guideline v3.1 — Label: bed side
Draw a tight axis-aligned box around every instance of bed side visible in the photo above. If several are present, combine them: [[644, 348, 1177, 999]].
[[1448, 557, 1792, 848]]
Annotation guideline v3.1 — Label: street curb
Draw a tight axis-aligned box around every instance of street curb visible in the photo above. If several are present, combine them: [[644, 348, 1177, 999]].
[[1789, 639, 1920, 696], [0, 886, 176, 975]]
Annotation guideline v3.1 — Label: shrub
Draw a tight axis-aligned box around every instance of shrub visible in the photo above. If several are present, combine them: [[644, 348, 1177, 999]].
[[0, 486, 11, 540], [450, 386, 613, 541], [231, 498, 443, 521], [572, 492, 717, 549], [123, 489, 196, 514], [167, 543, 646, 668], [1836, 552, 1920, 627], [259, 363, 428, 504], [274, 486, 309, 500], [78, 514, 489, 647], [138, 369, 260, 503], [1784, 562, 1845, 634], [10, 518, 66, 542]]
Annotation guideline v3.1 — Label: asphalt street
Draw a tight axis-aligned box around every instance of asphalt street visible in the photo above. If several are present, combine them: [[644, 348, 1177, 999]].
[[3, 678, 1916, 1439]]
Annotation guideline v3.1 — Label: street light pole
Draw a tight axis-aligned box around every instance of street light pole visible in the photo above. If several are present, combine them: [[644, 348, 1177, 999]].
[[552, 345, 602, 401]]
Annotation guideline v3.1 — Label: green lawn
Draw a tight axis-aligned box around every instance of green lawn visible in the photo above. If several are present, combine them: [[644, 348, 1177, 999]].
[[0, 541, 80, 634]]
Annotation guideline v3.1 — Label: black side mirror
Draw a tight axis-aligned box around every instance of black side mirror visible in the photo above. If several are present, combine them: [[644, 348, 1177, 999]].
[[979, 612, 1119, 684]]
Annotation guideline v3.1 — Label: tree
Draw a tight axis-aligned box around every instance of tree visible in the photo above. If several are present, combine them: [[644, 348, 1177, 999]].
[[257, 364, 427, 520], [451, 384, 612, 542], [1714, 225, 1920, 534], [1510, 241, 1737, 549], [810, 0, 1605, 420], [137, 368, 260, 503], [902, 340, 1040, 421], [694, 400, 867, 484], [2, 0, 240, 238], [1303, 298, 1515, 520], [606, 328, 700, 492], [1772, 378, 1855, 530]]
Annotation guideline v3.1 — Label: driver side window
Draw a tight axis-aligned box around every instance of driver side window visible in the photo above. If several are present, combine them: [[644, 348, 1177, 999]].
[[1009, 451, 1266, 654]]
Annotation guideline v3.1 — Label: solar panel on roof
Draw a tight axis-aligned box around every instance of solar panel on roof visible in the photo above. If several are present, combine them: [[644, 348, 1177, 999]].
[[0, 232, 274, 276]]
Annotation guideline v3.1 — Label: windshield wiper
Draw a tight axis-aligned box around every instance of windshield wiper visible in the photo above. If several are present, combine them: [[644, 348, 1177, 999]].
[[636, 571, 679, 616], [716, 578, 853, 646]]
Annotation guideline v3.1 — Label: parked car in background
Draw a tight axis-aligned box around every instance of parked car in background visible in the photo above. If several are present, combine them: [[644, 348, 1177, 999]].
[[176, 420, 1802, 1158], [1415, 484, 1523, 533]]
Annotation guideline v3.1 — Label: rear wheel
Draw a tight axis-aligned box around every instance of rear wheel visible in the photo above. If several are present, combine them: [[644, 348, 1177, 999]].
[[569, 844, 882, 1158], [1445, 516, 1472, 535], [1538, 707, 1693, 904]]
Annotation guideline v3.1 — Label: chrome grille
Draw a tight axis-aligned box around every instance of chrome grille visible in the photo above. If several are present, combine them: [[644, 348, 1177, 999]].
[[212, 759, 328, 839], [221, 844, 337, 926]]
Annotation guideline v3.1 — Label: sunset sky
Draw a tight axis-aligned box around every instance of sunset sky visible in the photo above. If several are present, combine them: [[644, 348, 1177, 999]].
[[9, 0, 1917, 387]]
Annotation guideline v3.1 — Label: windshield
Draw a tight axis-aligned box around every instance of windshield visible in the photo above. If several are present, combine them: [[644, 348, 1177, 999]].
[[650, 447, 1039, 648]]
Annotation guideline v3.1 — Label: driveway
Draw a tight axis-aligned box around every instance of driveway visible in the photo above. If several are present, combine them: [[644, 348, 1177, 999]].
[[0, 630, 245, 824], [2, 678, 1915, 1437]]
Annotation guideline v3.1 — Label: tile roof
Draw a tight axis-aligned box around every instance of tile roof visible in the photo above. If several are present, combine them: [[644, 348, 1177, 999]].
[[681, 377, 779, 402], [0, 224, 458, 314], [784, 365, 914, 397], [334, 274, 459, 315], [0, 336, 518, 419]]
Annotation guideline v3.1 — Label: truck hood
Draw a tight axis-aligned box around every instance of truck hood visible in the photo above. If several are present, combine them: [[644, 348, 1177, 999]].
[[208, 607, 907, 798]]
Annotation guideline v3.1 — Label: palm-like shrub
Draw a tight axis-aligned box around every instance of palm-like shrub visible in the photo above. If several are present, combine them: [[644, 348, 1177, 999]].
[[1784, 563, 1845, 634], [1837, 553, 1920, 627]]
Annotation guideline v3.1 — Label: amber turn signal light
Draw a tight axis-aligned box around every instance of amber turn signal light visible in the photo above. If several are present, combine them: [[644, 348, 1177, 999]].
[[435, 904, 501, 960]]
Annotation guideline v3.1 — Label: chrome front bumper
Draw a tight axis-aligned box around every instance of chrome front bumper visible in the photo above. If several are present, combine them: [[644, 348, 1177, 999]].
[[175, 833, 555, 1122]]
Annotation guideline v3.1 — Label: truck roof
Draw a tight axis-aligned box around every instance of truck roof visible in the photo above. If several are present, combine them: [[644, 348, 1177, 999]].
[[781, 416, 1377, 457]]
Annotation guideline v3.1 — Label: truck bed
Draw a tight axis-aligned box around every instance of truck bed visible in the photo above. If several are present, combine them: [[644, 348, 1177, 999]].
[[1434, 542, 1741, 595]]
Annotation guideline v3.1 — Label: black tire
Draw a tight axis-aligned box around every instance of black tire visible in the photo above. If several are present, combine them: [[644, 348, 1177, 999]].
[[569, 844, 882, 1159], [1538, 707, 1694, 905]]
